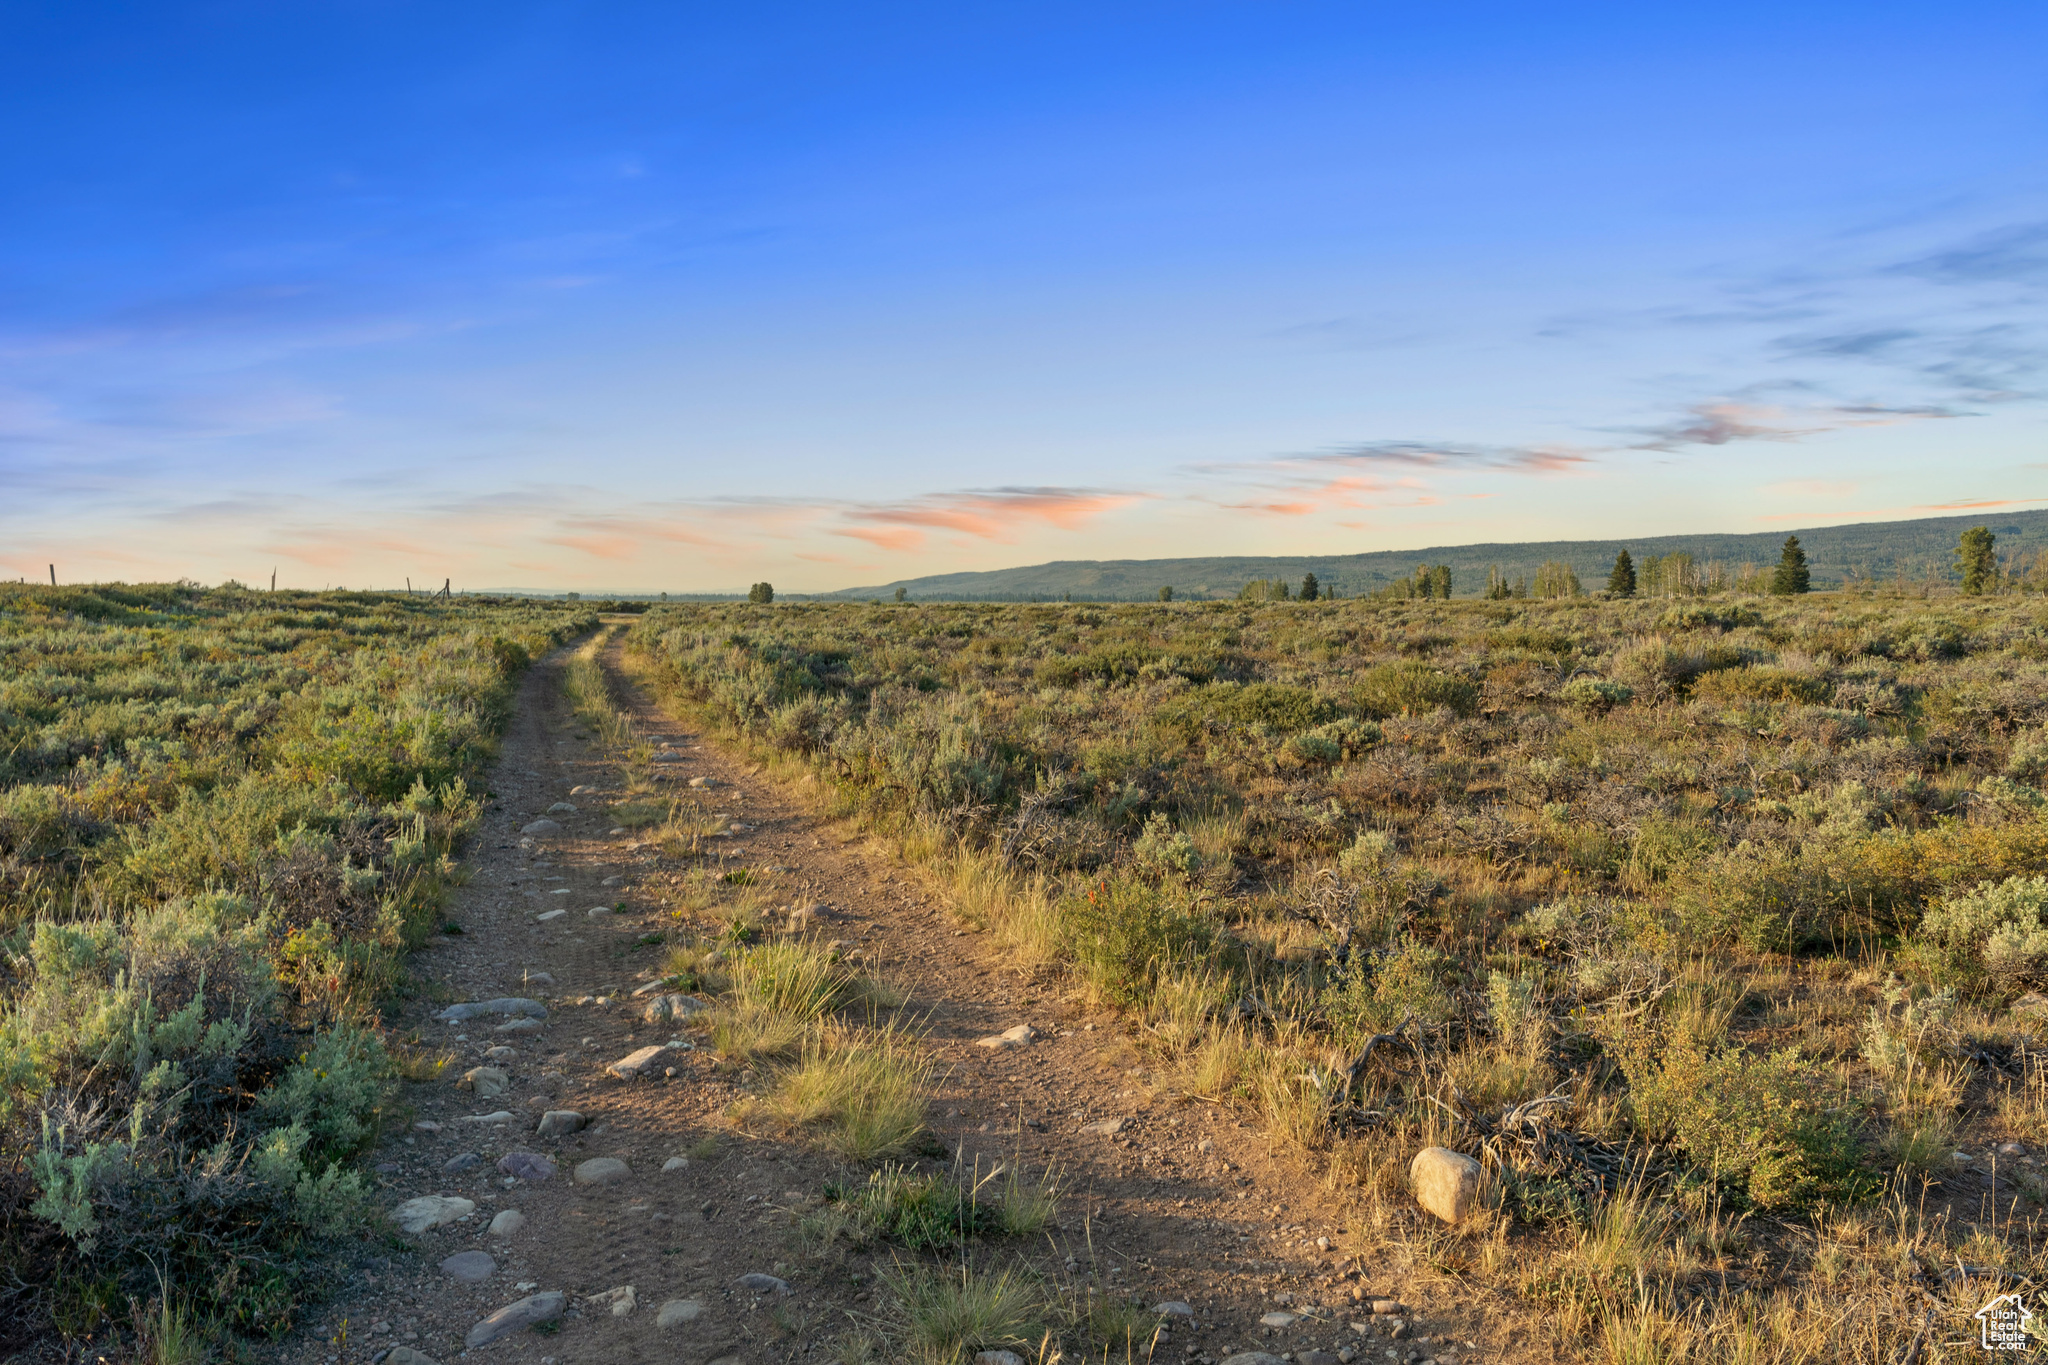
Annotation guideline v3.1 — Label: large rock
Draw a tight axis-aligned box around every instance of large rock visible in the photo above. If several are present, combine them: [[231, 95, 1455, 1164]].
[[437, 998, 548, 1022], [607, 1045, 667, 1079], [587, 1284, 637, 1316], [1411, 1145, 1482, 1223], [457, 1066, 509, 1098], [734, 1272, 791, 1295], [1219, 1355, 1288, 1365], [657, 1298, 706, 1329], [536, 1109, 586, 1137], [519, 819, 564, 837], [975, 1024, 1037, 1050], [488, 1209, 527, 1236], [642, 992, 710, 1024], [1153, 1302, 1196, 1321], [390, 1195, 475, 1234], [574, 1157, 631, 1186], [497, 1151, 555, 1181], [465, 1291, 566, 1348], [439, 1250, 496, 1283]]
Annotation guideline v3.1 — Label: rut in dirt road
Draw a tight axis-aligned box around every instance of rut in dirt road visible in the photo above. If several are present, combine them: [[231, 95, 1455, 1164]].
[[277, 632, 1524, 1365]]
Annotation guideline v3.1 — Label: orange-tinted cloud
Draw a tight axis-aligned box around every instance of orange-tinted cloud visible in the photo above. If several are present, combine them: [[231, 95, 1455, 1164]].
[[544, 534, 638, 560], [835, 525, 925, 552], [840, 486, 1140, 544]]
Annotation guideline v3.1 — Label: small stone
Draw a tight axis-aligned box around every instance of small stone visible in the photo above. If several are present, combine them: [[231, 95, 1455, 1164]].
[[607, 1045, 667, 1079], [976, 1024, 1037, 1049], [2001, 1141, 2029, 1157], [414, 1120, 442, 1133], [734, 1272, 791, 1295], [688, 775, 717, 788], [536, 1110, 587, 1137], [438, 998, 548, 1022], [1299, 1353, 1341, 1365], [1219, 1354, 1288, 1365], [485, 1046, 516, 1060], [1154, 1302, 1196, 1320], [496, 1016, 544, 1032], [497, 1151, 555, 1181], [384, 1350, 439, 1365], [1084, 1117, 1126, 1136], [375, 1161, 401, 1174], [547, 802, 577, 814], [535, 909, 567, 922], [1371, 1300, 1406, 1316], [1410, 1146, 1482, 1223], [663, 1156, 689, 1172], [574, 1157, 631, 1186], [443, 1152, 482, 1173], [523, 971, 556, 987], [462, 1111, 515, 1124], [465, 1291, 566, 1348], [489, 1209, 527, 1236], [1260, 1311, 1298, 1328], [642, 992, 710, 1024], [587, 1285, 637, 1316], [974, 1352, 1025, 1365], [458, 1066, 510, 1098], [389, 1196, 476, 1234], [1389, 1319, 1411, 1340], [519, 819, 564, 837], [439, 1250, 497, 1283], [587, 905, 613, 918], [657, 1298, 706, 1328]]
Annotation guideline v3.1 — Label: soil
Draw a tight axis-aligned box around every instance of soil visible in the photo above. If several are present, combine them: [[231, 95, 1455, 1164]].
[[271, 633, 1551, 1365]]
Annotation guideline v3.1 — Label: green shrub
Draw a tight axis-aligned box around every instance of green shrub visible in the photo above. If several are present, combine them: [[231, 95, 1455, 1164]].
[[1131, 812, 1200, 880], [1354, 662, 1478, 718], [1561, 676, 1635, 713], [1618, 1032, 1867, 1209], [1915, 875, 2048, 991], [1061, 873, 1215, 1007]]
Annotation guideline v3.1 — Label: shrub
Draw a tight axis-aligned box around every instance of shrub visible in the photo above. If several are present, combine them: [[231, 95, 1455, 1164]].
[[1354, 662, 1478, 718], [1561, 676, 1635, 713], [1131, 812, 1200, 880], [1916, 875, 2048, 991], [1290, 717, 1381, 761], [1061, 873, 1216, 1007], [1618, 1032, 1866, 1209]]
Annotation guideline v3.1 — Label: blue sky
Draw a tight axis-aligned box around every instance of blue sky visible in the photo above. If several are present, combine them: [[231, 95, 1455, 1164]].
[[4, 2, 2046, 591]]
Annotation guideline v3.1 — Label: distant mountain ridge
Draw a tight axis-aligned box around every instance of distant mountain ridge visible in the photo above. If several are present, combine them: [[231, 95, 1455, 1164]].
[[816, 507, 2048, 601]]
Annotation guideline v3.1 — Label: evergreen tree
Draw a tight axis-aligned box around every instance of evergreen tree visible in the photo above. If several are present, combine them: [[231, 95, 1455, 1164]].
[[747, 582, 774, 603], [1429, 565, 1452, 599], [1158, 585, 1174, 602], [1770, 536, 1810, 595], [1958, 526, 1998, 596], [1300, 572, 1319, 602], [1607, 549, 1636, 599], [895, 586, 908, 602]]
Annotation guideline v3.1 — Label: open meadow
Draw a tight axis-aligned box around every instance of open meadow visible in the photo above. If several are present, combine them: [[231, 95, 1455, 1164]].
[[9, 578, 2048, 1363], [625, 587, 2048, 1361], [0, 583, 591, 1353]]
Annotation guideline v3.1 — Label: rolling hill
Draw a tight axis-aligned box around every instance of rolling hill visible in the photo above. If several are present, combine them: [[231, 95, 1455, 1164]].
[[815, 508, 2048, 601]]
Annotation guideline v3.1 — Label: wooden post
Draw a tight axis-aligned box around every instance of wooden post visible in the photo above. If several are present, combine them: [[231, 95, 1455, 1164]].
[[442, 577, 450, 600], [48, 565, 55, 586], [271, 568, 277, 592]]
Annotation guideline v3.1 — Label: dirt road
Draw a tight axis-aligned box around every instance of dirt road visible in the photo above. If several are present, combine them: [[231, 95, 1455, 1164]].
[[277, 634, 1526, 1365]]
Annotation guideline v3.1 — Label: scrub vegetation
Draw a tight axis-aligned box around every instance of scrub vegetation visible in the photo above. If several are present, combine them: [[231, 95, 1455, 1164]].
[[627, 583, 2048, 1362], [0, 581, 591, 1354]]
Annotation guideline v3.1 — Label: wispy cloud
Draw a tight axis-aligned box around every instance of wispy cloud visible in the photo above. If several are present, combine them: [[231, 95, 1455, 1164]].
[[1628, 400, 1956, 452]]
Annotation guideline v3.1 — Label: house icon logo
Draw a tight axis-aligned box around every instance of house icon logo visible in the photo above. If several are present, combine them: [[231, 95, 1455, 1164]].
[[1977, 1292, 2034, 1351]]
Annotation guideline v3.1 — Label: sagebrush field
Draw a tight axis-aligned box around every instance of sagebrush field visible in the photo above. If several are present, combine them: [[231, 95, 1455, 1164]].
[[0, 583, 590, 1350], [627, 589, 2048, 1361]]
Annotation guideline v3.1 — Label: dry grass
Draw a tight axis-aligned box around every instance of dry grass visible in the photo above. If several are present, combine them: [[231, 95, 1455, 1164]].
[[755, 1025, 934, 1160]]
